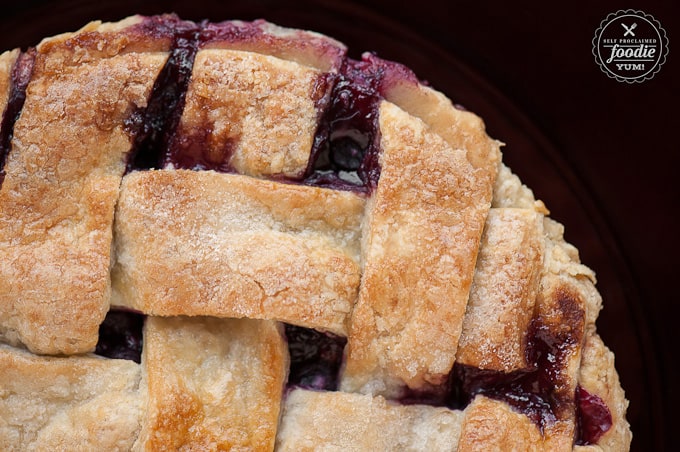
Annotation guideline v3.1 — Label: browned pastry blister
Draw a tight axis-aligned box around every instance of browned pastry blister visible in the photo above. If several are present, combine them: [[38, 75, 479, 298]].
[[0, 14, 631, 451]]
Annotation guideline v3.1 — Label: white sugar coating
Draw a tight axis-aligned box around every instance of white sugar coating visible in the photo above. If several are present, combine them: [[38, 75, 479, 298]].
[[112, 170, 365, 335], [0, 14, 630, 451], [277, 389, 464, 451], [0, 345, 143, 451]]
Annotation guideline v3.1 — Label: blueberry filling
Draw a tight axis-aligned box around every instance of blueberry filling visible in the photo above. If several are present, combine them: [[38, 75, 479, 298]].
[[94, 310, 145, 363], [447, 310, 583, 432], [575, 386, 613, 445], [92, 307, 611, 445], [0, 49, 35, 187], [199, 19, 278, 48], [125, 18, 202, 173], [68, 16, 614, 443], [165, 125, 238, 173], [304, 57, 383, 193], [124, 24, 389, 190], [284, 324, 347, 391], [397, 291, 599, 439], [450, 362, 559, 428]]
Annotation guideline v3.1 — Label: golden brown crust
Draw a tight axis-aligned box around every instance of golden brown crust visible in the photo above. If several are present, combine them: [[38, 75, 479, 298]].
[[201, 20, 347, 72], [379, 74, 501, 174], [0, 49, 18, 120], [113, 170, 364, 335], [35, 16, 172, 67], [531, 274, 583, 449], [576, 333, 632, 451], [458, 396, 544, 452], [0, 344, 143, 451], [0, 35, 167, 354], [492, 163, 549, 213], [135, 317, 288, 451], [174, 49, 326, 177], [0, 15, 631, 451], [529, 216, 604, 450], [341, 100, 497, 396], [276, 389, 463, 451], [456, 208, 544, 371]]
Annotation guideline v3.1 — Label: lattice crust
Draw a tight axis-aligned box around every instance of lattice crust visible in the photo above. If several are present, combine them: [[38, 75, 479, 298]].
[[0, 344, 143, 451], [112, 170, 364, 335], [0, 50, 16, 115], [276, 388, 464, 451], [170, 49, 330, 177], [456, 208, 544, 372], [340, 100, 497, 395], [0, 22, 169, 354], [135, 317, 288, 451], [0, 15, 631, 451]]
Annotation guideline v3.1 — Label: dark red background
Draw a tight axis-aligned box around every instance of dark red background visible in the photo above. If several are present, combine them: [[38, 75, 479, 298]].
[[1, 1, 676, 450]]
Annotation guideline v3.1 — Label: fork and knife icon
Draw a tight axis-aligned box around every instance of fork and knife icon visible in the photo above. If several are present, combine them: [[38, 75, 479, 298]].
[[621, 22, 637, 36]]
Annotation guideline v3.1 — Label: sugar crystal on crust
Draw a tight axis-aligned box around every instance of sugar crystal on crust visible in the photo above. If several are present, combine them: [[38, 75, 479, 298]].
[[0, 14, 630, 451], [0, 23, 168, 354]]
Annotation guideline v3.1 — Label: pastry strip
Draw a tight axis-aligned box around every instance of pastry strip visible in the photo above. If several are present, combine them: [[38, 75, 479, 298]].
[[135, 316, 288, 451], [457, 396, 544, 452], [0, 25, 168, 354], [276, 388, 463, 451], [200, 19, 347, 72], [168, 49, 329, 177], [531, 218, 593, 450], [0, 344, 143, 451], [456, 208, 544, 371], [113, 170, 364, 335], [380, 69, 501, 174], [342, 100, 495, 395]]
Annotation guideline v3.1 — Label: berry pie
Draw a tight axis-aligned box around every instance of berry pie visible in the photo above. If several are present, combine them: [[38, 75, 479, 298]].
[[0, 14, 631, 451]]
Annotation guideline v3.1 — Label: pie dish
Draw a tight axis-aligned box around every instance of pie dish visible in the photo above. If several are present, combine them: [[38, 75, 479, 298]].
[[0, 14, 631, 450]]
